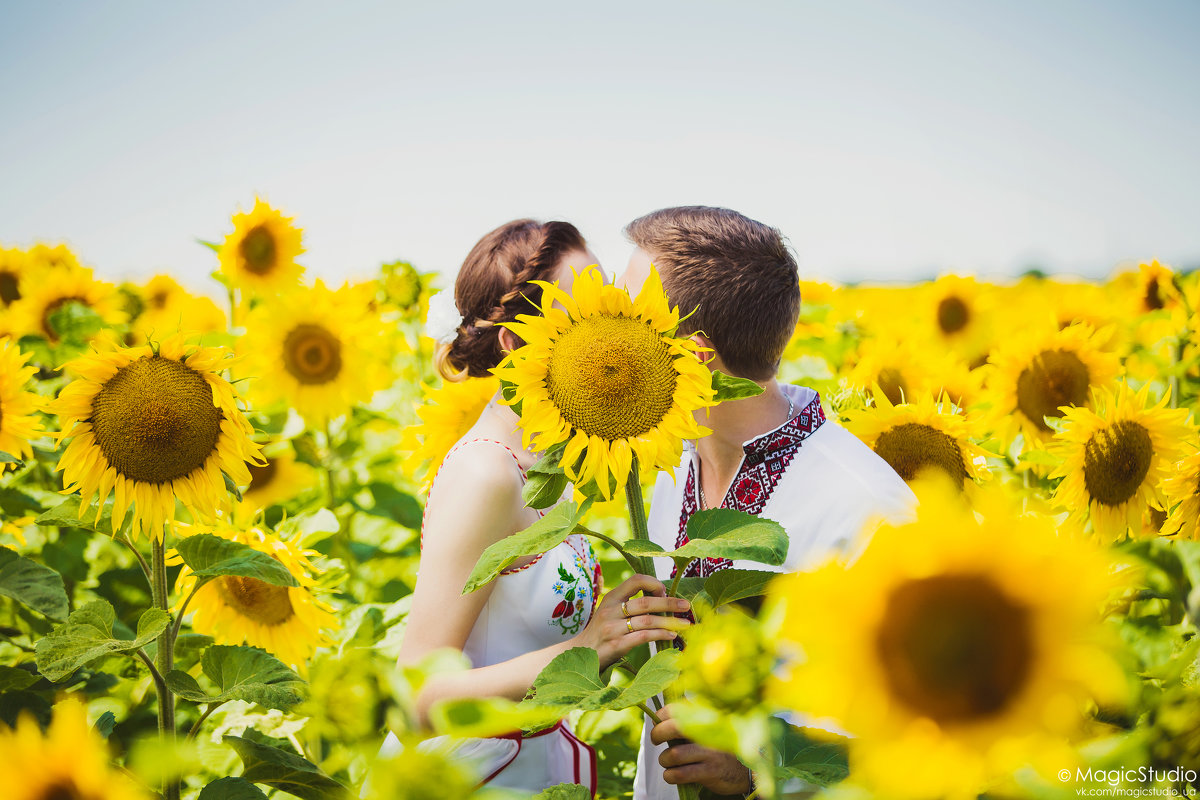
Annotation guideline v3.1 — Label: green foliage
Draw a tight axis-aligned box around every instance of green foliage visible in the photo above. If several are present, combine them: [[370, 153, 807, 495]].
[[34, 600, 170, 681], [531, 786, 592, 800], [174, 534, 299, 587], [36, 496, 117, 535], [711, 370, 765, 402], [527, 646, 681, 712], [199, 778, 270, 800], [226, 735, 351, 799], [429, 696, 565, 738], [462, 500, 591, 594], [0, 545, 69, 620], [165, 645, 304, 710], [623, 509, 788, 567], [522, 442, 570, 510]]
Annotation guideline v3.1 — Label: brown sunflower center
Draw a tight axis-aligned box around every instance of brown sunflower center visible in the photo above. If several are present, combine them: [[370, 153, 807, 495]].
[[239, 226, 278, 275], [90, 355, 223, 484], [216, 575, 295, 626], [1145, 279, 1164, 311], [283, 324, 343, 385], [150, 290, 170, 309], [41, 296, 88, 339], [873, 422, 968, 485], [1083, 420, 1153, 507], [1016, 349, 1090, 432], [877, 574, 1032, 724], [546, 315, 677, 440], [937, 295, 970, 335], [0, 270, 19, 305], [248, 458, 278, 491], [39, 781, 87, 800], [876, 368, 908, 406]]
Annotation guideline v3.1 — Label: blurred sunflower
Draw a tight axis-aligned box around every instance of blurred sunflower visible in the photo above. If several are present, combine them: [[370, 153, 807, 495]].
[[985, 323, 1120, 447], [1157, 450, 1200, 539], [26, 242, 82, 272], [381, 259, 429, 318], [403, 376, 498, 489], [217, 198, 304, 293], [843, 392, 990, 490], [241, 443, 319, 512], [925, 275, 996, 366], [174, 518, 337, 668], [0, 246, 26, 308], [0, 339, 43, 462], [129, 274, 226, 341], [0, 697, 151, 800], [768, 484, 1125, 799], [494, 266, 713, 497], [7, 265, 126, 342], [845, 338, 934, 407], [50, 333, 263, 540], [237, 280, 387, 423], [1050, 383, 1192, 542]]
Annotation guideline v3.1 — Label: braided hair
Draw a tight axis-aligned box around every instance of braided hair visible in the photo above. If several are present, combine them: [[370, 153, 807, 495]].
[[436, 219, 588, 381]]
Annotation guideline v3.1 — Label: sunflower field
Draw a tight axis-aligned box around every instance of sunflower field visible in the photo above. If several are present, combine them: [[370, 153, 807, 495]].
[[3, 200, 1200, 800]]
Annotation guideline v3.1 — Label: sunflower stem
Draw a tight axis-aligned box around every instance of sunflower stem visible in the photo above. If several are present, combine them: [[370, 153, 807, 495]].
[[120, 533, 153, 589], [150, 537, 181, 800], [636, 701, 663, 727], [581, 529, 644, 576], [624, 457, 653, 576], [187, 701, 224, 740]]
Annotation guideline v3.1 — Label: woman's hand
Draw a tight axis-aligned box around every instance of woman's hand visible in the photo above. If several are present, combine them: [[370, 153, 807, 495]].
[[573, 574, 691, 670]]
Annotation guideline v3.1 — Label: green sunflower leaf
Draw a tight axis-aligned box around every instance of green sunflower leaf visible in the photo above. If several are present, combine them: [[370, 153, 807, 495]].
[[225, 735, 350, 800], [165, 645, 304, 710], [462, 501, 588, 594], [531, 786, 592, 800], [703, 568, 781, 607], [175, 534, 299, 587], [0, 665, 39, 692], [523, 442, 570, 510], [428, 695, 566, 739], [35, 601, 170, 681], [775, 718, 850, 786], [199, 777, 269, 800], [712, 371, 765, 402], [623, 509, 789, 567], [35, 496, 116, 535], [525, 646, 681, 712], [92, 710, 117, 738], [0, 546, 69, 621], [0, 451, 20, 464]]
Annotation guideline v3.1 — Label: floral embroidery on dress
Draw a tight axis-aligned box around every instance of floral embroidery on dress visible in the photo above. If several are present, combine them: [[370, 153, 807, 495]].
[[549, 537, 599, 635]]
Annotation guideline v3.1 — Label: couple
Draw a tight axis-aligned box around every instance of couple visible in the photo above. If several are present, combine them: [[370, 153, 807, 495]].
[[399, 208, 914, 798]]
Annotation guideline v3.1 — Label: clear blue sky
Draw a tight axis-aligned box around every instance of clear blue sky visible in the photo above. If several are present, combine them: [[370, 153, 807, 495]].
[[2, 0, 1198, 291]]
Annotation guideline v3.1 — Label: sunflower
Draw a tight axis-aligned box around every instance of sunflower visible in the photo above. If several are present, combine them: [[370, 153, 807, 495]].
[[241, 443, 319, 511], [7, 265, 126, 342], [402, 376, 498, 488], [924, 275, 996, 366], [26, 242, 82, 272], [236, 280, 388, 423], [50, 333, 263, 541], [845, 338, 935, 407], [843, 391, 990, 490], [217, 197, 305, 294], [129, 275, 227, 342], [174, 517, 337, 668], [1050, 383, 1193, 542], [1162, 450, 1200, 539], [984, 323, 1121, 449], [0, 339, 43, 462], [767, 485, 1125, 799], [0, 246, 27, 308], [0, 697, 151, 800], [493, 266, 713, 497]]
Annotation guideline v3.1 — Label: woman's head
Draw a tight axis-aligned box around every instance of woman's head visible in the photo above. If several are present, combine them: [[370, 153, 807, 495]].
[[436, 219, 593, 381]]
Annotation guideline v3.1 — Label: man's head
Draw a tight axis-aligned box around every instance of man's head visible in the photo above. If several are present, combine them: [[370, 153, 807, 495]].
[[623, 206, 800, 381]]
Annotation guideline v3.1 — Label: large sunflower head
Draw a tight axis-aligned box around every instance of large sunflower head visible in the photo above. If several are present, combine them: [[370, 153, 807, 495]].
[[7, 265, 126, 343], [0, 697, 151, 800], [843, 391, 990, 490], [767, 485, 1126, 799], [984, 323, 1122, 449], [173, 516, 337, 669], [236, 280, 389, 424], [402, 376, 499, 489], [1050, 382, 1193, 543], [50, 333, 264, 541], [493, 266, 714, 497], [129, 275, 227, 343], [217, 198, 305, 294], [0, 339, 44, 463]]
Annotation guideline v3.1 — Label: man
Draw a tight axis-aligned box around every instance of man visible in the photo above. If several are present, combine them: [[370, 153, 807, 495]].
[[620, 207, 915, 800]]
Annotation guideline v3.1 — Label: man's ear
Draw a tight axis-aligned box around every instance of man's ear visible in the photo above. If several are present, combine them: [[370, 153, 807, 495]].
[[497, 327, 519, 355], [691, 333, 716, 365]]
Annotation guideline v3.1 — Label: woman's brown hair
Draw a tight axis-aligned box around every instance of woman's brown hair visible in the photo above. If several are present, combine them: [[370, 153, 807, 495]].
[[436, 219, 588, 381]]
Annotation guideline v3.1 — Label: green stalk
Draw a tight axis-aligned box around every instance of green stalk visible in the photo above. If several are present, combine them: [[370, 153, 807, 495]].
[[150, 537, 181, 800]]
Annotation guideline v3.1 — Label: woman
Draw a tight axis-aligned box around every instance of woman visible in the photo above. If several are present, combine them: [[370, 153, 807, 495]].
[[391, 220, 689, 795]]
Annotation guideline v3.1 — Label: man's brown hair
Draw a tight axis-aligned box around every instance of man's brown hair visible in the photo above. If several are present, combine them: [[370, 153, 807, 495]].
[[625, 206, 800, 380]]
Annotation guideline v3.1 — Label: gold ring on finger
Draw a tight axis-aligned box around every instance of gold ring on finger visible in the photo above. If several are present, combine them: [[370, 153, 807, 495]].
[[621, 600, 630, 618], [626, 617, 634, 634]]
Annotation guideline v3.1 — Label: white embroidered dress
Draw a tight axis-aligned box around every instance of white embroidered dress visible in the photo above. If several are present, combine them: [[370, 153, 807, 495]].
[[370, 438, 601, 796]]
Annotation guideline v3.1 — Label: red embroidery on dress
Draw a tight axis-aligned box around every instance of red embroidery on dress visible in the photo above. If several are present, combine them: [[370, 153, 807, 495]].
[[672, 392, 826, 580]]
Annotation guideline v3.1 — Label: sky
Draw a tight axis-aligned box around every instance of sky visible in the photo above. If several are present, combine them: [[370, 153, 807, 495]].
[[2, 0, 1198, 295]]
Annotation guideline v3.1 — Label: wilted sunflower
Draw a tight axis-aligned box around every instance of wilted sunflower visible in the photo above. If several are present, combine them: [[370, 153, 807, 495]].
[[0, 697, 151, 800], [843, 391, 990, 490], [767, 485, 1125, 799], [217, 197, 305, 293], [241, 443, 319, 512], [0, 339, 43, 462], [237, 280, 387, 423], [1050, 383, 1192, 543], [174, 518, 337, 668], [7, 265, 126, 342], [50, 333, 263, 541], [494, 266, 713, 497], [129, 274, 226, 342], [1162, 450, 1200, 539], [0, 246, 26, 308], [985, 323, 1120, 448], [403, 376, 499, 489]]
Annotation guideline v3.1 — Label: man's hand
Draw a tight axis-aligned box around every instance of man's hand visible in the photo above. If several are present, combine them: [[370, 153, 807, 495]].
[[651, 704, 752, 796]]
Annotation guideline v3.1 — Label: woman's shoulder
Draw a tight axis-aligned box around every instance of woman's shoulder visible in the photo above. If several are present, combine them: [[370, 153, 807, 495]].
[[431, 436, 526, 505]]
